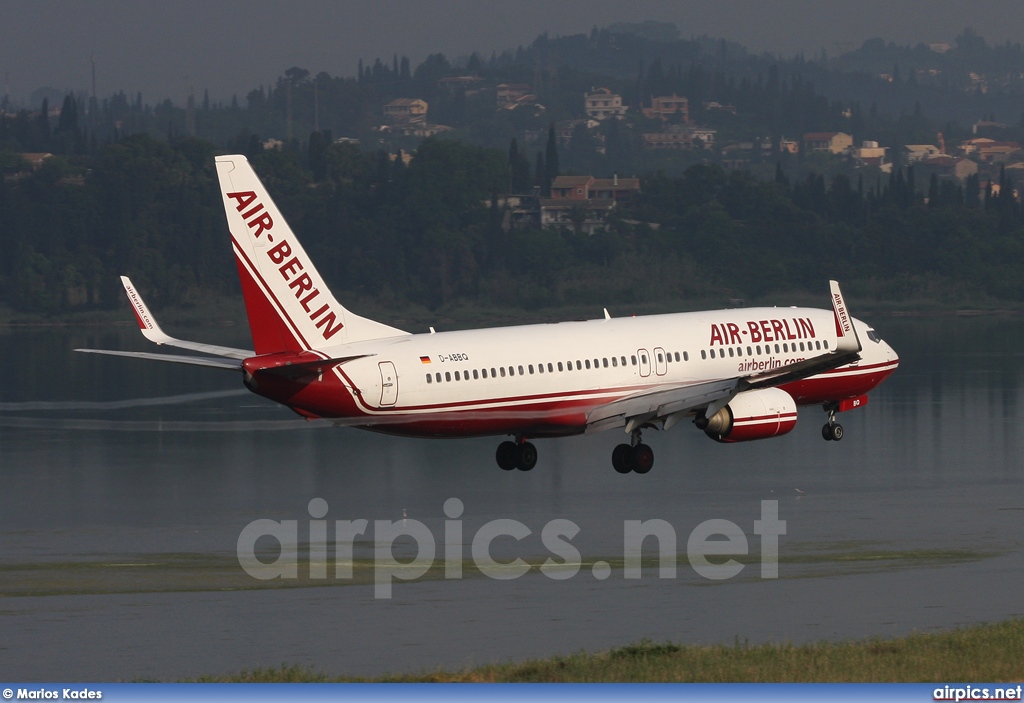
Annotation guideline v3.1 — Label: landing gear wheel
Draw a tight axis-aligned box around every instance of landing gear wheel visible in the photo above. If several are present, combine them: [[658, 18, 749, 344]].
[[631, 444, 654, 474], [612, 444, 633, 473], [822, 423, 844, 441], [516, 442, 538, 471], [496, 441, 518, 470]]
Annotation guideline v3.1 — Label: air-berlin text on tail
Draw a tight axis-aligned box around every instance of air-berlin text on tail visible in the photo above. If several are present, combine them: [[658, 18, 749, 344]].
[[227, 191, 343, 341], [709, 318, 816, 346], [833, 292, 852, 334]]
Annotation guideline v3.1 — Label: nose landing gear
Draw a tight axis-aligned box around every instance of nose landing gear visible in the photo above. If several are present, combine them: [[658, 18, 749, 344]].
[[822, 405, 844, 441]]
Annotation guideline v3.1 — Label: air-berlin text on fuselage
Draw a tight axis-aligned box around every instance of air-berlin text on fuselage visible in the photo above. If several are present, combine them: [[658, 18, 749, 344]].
[[709, 318, 816, 346], [227, 191, 343, 341]]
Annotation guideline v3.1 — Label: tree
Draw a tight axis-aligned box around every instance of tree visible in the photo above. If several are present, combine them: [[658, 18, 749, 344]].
[[544, 124, 560, 195]]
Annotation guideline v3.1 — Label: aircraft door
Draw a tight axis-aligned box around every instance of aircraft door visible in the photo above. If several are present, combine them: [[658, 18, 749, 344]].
[[637, 349, 651, 378], [378, 361, 398, 406], [654, 347, 668, 376]]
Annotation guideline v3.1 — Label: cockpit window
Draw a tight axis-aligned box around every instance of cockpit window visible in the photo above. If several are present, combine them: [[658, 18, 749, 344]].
[[866, 329, 881, 343]]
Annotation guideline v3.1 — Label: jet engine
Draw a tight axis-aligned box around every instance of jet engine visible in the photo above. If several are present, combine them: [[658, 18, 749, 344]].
[[697, 388, 798, 443]]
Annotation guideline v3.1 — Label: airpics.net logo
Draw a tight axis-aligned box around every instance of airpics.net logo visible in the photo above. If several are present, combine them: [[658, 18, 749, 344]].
[[236, 499, 786, 598]]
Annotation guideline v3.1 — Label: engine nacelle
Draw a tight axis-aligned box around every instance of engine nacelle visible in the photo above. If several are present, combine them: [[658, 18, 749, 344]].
[[699, 388, 798, 443]]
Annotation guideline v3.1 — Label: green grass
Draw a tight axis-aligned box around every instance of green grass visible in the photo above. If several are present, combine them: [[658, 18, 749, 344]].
[[195, 618, 1024, 682]]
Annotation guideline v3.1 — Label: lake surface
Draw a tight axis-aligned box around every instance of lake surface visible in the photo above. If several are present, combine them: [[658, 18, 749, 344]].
[[1, 315, 1022, 681]]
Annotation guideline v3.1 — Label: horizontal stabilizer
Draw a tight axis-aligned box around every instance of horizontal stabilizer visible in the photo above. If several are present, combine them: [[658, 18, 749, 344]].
[[75, 348, 242, 370]]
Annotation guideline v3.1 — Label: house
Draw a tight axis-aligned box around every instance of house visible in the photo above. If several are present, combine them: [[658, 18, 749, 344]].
[[585, 88, 628, 120], [643, 124, 716, 150], [854, 141, 888, 168], [540, 199, 616, 235], [975, 141, 1022, 164], [383, 98, 428, 124], [915, 154, 978, 184], [642, 95, 688, 122], [779, 138, 800, 154], [550, 175, 640, 203], [496, 83, 533, 107], [802, 132, 853, 154], [902, 144, 942, 164], [19, 153, 53, 170]]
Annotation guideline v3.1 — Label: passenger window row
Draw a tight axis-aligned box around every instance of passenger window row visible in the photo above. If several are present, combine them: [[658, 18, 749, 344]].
[[425, 349, 691, 384], [699, 339, 828, 360]]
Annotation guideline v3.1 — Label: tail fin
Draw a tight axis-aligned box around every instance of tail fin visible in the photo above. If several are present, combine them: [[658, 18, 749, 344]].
[[215, 155, 407, 354]]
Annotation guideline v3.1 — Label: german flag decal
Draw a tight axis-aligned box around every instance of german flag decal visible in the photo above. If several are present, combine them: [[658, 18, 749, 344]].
[[420, 356, 431, 364]]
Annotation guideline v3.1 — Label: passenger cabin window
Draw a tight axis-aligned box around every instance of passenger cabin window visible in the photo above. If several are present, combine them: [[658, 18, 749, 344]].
[[701, 350, 707, 360], [426, 374, 432, 383], [473, 370, 479, 379], [620, 356, 627, 366], [641, 354, 648, 365], [455, 371, 461, 381], [823, 340, 829, 349], [602, 358, 608, 368], [518, 365, 524, 376], [445, 372, 452, 382], [747, 346, 752, 356], [547, 363, 553, 372], [631, 355, 637, 365], [436, 372, 442, 383], [675, 352, 681, 362], [728, 348, 734, 358], [499, 368, 506, 378], [529, 365, 535, 374], [683, 351, 689, 361], [612, 357, 618, 367], [657, 352, 663, 363]]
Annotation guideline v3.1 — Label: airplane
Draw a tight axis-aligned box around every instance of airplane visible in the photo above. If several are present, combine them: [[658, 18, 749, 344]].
[[78, 154, 899, 474]]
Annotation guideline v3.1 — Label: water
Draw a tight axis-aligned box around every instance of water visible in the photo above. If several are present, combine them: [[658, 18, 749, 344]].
[[0, 316, 1022, 681]]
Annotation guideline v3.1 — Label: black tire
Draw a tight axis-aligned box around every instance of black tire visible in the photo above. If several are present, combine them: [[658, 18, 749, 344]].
[[496, 441, 518, 470], [830, 424, 844, 441], [822, 423, 834, 441], [516, 442, 538, 471], [631, 444, 655, 474], [612, 444, 633, 473]]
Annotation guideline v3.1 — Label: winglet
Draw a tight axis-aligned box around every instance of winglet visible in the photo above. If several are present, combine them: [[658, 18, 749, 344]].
[[829, 280, 861, 354], [121, 276, 171, 346]]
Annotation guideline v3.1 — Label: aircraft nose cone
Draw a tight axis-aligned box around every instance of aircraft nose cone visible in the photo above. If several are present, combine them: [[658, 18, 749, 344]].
[[885, 341, 899, 367]]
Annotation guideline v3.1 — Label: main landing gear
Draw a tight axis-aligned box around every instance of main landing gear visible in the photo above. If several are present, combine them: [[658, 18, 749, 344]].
[[822, 405, 844, 441], [611, 429, 655, 474], [496, 437, 538, 471]]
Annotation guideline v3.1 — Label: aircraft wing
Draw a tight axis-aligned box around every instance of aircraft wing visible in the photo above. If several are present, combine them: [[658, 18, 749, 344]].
[[585, 378, 740, 434], [585, 280, 864, 434], [118, 276, 253, 359], [74, 349, 242, 370]]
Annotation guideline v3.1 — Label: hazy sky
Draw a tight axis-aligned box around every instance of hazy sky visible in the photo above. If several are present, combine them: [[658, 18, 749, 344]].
[[4, 0, 1024, 105]]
